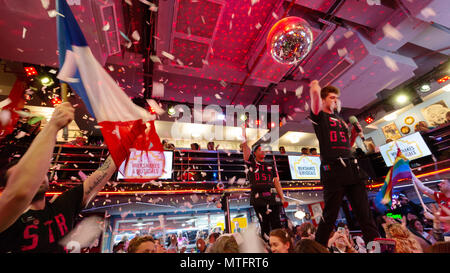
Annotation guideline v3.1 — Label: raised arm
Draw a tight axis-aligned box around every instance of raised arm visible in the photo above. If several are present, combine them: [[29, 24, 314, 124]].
[[242, 124, 251, 161], [412, 174, 436, 201], [0, 102, 74, 233], [82, 155, 117, 207], [309, 80, 322, 116]]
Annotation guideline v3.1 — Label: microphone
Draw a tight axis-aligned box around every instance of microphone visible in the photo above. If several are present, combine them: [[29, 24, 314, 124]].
[[349, 115, 364, 140]]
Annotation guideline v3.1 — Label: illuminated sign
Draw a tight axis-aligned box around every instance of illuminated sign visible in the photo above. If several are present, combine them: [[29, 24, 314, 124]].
[[379, 132, 432, 167], [288, 155, 321, 180], [118, 150, 173, 180]]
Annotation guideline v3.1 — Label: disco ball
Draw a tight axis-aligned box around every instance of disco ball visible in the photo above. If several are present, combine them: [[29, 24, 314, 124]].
[[267, 17, 314, 65]]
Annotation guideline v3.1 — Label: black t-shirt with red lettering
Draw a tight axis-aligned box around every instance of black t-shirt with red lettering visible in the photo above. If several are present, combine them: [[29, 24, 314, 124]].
[[0, 185, 84, 253], [310, 110, 352, 162], [245, 154, 278, 207]]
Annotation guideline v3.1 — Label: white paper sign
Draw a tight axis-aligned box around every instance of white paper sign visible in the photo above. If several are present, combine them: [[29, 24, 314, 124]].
[[379, 132, 432, 167], [288, 155, 321, 180]]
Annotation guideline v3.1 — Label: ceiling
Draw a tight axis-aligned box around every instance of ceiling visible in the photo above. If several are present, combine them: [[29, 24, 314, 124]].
[[0, 0, 449, 137]]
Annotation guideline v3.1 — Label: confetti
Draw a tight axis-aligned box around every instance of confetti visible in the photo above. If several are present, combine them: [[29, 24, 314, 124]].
[[202, 59, 209, 66], [78, 171, 87, 181], [337, 48, 348, 57], [326, 36, 335, 50], [119, 31, 132, 42], [22, 27, 27, 39], [0, 98, 11, 108], [295, 85, 303, 98], [17, 48, 24, 53], [420, 7, 436, 18], [366, 0, 381, 5], [215, 93, 222, 100], [255, 23, 262, 30], [176, 58, 184, 66], [107, 65, 114, 72], [161, 51, 175, 60], [124, 0, 132, 5], [49, 69, 57, 74], [304, 102, 309, 111], [272, 12, 279, 20], [251, 0, 260, 5], [132, 30, 140, 41], [201, 16, 206, 24], [88, 152, 95, 157], [219, 80, 227, 87], [382, 23, 403, 41], [248, 7, 252, 16], [41, 0, 50, 9], [283, 87, 287, 94], [102, 22, 110, 31], [344, 30, 354, 39], [229, 176, 236, 185], [237, 178, 246, 185], [383, 56, 399, 72], [48, 10, 64, 18]]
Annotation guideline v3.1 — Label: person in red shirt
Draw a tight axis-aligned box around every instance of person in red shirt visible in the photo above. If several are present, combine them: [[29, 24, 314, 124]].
[[412, 177, 450, 233]]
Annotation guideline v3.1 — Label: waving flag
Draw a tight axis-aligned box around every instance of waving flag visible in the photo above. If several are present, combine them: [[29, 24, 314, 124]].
[[56, 0, 164, 176], [375, 148, 412, 211]]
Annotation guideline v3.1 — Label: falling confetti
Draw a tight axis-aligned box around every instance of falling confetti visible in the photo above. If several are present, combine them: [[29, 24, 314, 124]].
[[295, 86, 303, 98], [0, 98, 11, 108], [366, 0, 381, 5], [161, 51, 175, 60], [383, 56, 399, 72], [219, 80, 227, 87], [41, 0, 50, 9], [382, 23, 403, 41], [337, 48, 348, 57], [124, 0, 132, 5], [420, 7, 436, 18], [344, 30, 354, 39], [17, 48, 24, 53], [22, 27, 27, 39], [255, 23, 262, 30], [102, 22, 110, 31], [201, 16, 206, 24], [132, 30, 140, 41], [326, 36, 336, 50]]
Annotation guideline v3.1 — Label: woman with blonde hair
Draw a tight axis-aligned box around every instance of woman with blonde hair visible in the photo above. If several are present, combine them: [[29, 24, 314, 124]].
[[384, 223, 422, 253]]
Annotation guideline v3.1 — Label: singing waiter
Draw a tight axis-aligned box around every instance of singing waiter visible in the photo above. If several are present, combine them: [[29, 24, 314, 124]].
[[308, 80, 379, 247]]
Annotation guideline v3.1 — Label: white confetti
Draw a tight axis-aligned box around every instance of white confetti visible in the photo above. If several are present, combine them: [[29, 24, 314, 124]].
[[176, 58, 184, 66], [255, 23, 262, 30], [102, 22, 110, 31], [420, 7, 436, 18], [161, 51, 175, 60], [326, 36, 335, 50], [17, 48, 24, 53], [132, 30, 140, 41], [88, 152, 95, 157], [41, 0, 49, 9], [337, 47, 348, 57], [366, 0, 381, 5], [248, 7, 252, 16], [304, 102, 310, 111], [383, 56, 399, 72], [201, 16, 206, 24], [382, 23, 403, 41], [251, 0, 259, 5], [48, 10, 64, 18], [344, 30, 354, 39], [150, 55, 161, 63], [295, 85, 303, 98], [202, 59, 209, 66], [215, 93, 222, 100], [219, 80, 227, 87], [125, 0, 132, 5], [272, 12, 279, 20], [22, 27, 27, 39]]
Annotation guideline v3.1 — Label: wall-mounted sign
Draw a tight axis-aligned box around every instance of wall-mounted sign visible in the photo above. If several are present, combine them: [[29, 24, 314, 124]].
[[288, 155, 321, 180], [379, 132, 432, 167], [118, 150, 173, 180]]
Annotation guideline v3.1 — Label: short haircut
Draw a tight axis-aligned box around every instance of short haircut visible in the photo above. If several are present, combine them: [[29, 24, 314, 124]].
[[299, 222, 316, 238], [252, 144, 262, 153], [320, 85, 340, 99], [309, 148, 317, 152], [127, 235, 155, 253]]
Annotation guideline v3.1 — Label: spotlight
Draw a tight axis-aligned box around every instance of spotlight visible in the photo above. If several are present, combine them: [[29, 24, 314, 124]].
[[364, 114, 374, 124], [51, 96, 62, 106], [167, 106, 176, 116], [437, 75, 449, 84], [294, 210, 305, 220], [418, 83, 431, 93], [40, 76, 54, 87], [395, 94, 408, 105]]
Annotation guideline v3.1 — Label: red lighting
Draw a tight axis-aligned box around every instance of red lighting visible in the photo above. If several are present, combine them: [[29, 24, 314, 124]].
[[365, 115, 375, 124], [255, 120, 261, 126], [437, 75, 450, 84], [51, 97, 62, 106], [24, 66, 37, 77]]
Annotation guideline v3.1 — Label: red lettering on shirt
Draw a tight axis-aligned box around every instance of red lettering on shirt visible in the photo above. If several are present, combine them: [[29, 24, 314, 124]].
[[55, 214, 68, 236], [44, 220, 55, 243], [21, 225, 38, 251]]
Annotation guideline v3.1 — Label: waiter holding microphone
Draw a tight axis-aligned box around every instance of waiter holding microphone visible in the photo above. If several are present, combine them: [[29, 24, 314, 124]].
[[308, 80, 380, 247]]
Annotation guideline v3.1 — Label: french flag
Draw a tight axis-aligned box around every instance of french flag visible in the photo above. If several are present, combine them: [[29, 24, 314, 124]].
[[56, 0, 164, 176]]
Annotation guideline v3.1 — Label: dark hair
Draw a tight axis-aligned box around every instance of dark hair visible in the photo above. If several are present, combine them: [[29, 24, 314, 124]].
[[309, 148, 316, 152], [320, 85, 340, 99], [294, 239, 329, 253], [299, 222, 316, 238], [209, 232, 220, 241], [252, 144, 262, 154], [127, 235, 155, 253], [269, 228, 293, 252]]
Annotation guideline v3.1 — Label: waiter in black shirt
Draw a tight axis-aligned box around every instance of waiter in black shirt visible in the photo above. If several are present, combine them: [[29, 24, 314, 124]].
[[242, 126, 287, 241], [308, 80, 379, 247]]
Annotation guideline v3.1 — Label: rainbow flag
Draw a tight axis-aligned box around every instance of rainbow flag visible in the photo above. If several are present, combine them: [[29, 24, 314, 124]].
[[375, 148, 412, 210]]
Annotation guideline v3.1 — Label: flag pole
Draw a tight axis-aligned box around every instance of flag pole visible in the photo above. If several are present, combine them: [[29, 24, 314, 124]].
[[61, 82, 69, 140], [411, 172, 431, 213]]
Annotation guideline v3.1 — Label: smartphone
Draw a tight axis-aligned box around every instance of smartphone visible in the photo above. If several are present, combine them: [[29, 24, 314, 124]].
[[337, 227, 345, 232]]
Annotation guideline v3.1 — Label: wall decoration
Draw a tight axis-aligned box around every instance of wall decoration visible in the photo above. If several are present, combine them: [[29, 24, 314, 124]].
[[382, 122, 402, 141], [401, 126, 410, 135], [404, 116, 414, 125], [420, 100, 449, 127]]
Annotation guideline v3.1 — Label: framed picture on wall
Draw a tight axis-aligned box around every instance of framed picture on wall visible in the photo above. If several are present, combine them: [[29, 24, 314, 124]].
[[382, 122, 402, 141], [420, 100, 450, 127]]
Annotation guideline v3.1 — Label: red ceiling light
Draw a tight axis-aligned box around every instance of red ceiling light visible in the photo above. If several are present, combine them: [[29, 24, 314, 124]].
[[365, 115, 375, 124], [437, 75, 450, 84], [51, 96, 62, 106], [24, 66, 37, 77]]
